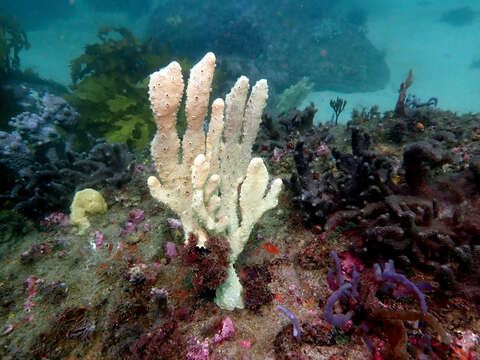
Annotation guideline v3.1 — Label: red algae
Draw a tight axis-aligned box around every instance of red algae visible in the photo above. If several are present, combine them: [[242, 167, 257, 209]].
[[263, 242, 279, 255]]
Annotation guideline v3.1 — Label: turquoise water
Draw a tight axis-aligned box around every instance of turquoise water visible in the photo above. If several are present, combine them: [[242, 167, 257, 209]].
[[2, 0, 479, 118]]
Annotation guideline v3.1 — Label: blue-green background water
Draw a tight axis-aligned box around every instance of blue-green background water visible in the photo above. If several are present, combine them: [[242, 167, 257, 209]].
[[1, 0, 478, 121]]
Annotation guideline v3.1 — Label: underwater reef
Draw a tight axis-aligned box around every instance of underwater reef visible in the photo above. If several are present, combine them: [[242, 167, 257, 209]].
[[0, 78, 133, 220], [0, 50, 479, 360]]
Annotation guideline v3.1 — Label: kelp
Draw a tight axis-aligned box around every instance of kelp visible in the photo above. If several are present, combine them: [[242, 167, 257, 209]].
[[0, 11, 30, 77], [70, 26, 144, 85], [69, 27, 192, 149]]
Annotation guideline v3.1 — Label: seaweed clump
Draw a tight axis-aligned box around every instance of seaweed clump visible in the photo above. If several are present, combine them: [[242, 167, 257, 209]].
[[0, 11, 29, 79], [69, 26, 190, 149]]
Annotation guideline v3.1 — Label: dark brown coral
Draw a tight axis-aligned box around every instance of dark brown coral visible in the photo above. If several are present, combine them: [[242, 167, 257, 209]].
[[350, 152, 480, 296]]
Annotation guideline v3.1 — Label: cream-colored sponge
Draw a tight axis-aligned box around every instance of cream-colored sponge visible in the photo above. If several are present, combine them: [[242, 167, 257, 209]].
[[148, 53, 282, 310], [70, 188, 107, 235]]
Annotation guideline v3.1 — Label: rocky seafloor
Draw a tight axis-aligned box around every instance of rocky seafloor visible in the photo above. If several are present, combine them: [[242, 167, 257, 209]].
[[1, 101, 479, 360]]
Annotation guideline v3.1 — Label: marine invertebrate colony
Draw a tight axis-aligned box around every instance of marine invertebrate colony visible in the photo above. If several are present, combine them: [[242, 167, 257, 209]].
[[0, 138, 132, 218], [8, 92, 79, 149], [148, 52, 282, 310], [70, 188, 107, 235]]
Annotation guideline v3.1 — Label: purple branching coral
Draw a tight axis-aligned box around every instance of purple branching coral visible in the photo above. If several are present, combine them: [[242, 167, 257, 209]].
[[374, 259, 427, 313], [325, 251, 360, 328], [327, 251, 345, 290], [277, 305, 302, 341], [325, 283, 354, 328], [325, 253, 428, 329], [323, 252, 451, 358]]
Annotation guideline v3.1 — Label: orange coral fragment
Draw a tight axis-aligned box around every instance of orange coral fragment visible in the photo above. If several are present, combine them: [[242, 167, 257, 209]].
[[263, 242, 279, 255]]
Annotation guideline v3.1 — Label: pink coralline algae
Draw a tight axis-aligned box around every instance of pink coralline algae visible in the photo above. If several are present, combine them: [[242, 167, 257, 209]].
[[134, 164, 145, 173], [452, 330, 479, 359], [183, 318, 236, 359], [315, 143, 331, 158], [143, 221, 151, 232], [129, 209, 145, 223], [120, 222, 137, 236], [120, 209, 145, 236], [186, 337, 210, 360], [166, 218, 182, 229], [272, 146, 289, 162], [166, 242, 177, 259], [20, 241, 59, 264], [213, 317, 235, 343], [120, 221, 137, 236], [238, 340, 251, 349], [24, 276, 44, 312], [93, 231, 105, 248], [339, 251, 364, 278], [41, 212, 70, 229], [451, 146, 470, 161], [150, 287, 168, 299]]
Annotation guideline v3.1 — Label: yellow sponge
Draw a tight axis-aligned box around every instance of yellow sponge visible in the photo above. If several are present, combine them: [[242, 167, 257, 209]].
[[70, 188, 107, 234]]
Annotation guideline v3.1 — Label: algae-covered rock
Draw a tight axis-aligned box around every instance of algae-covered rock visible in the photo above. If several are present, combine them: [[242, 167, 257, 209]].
[[0, 210, 29, 244], [70, 188, 107, 235]]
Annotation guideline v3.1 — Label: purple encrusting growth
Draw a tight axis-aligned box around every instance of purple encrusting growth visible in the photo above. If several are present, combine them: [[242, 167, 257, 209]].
[[277, 305, 301, 341], [375, 260, 428, 313], [0, 131, 31, 157], [8, 92, 79, 147]]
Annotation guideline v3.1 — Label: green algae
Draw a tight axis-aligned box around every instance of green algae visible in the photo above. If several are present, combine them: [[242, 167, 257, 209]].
[[69, 27, 192, 150]]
